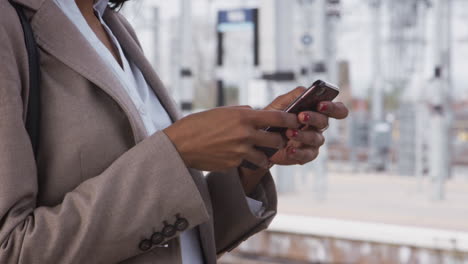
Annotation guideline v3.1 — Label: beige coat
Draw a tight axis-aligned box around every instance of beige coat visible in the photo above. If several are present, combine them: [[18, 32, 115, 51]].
[[0, 0, 277, 263]]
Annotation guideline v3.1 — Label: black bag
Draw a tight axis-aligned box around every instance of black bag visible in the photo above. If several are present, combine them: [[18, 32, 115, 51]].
[[10, 0, 41, 159]]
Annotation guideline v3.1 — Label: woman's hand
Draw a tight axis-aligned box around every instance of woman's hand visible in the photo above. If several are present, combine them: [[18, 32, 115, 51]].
[[239, 87, 349, 194], [265, 87, 349, 166], [163, 107, 300, 172]]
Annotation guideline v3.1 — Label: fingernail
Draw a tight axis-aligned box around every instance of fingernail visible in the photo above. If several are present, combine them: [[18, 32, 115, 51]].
[[319, 103, 328, 112], [289, 148, 297, 154], [291, 129, 299, 137], [303, 113, 311, 122]]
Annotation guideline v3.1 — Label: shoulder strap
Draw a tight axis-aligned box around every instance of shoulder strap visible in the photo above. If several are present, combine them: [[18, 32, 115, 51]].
[[9, 0, 41, 159]]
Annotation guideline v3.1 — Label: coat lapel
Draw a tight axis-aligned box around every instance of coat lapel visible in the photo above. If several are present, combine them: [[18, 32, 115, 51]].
[[104, 11, 218, 264], [20, 0, 148, 143]]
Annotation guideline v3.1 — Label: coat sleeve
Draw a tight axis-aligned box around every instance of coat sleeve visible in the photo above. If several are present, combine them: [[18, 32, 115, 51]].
[[206, 169, 277, 255], [0, 8, 209, 264], [115, 8, 279, 257]]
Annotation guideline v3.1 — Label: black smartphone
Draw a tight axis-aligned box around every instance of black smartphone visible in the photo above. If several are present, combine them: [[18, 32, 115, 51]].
[[241, 80, 340, 170]]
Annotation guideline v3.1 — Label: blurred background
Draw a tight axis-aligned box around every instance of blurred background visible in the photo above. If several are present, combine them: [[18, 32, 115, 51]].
[[121, 0, 468, 263]]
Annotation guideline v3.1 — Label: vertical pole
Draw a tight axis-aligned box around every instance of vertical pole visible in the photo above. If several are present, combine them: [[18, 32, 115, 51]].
[[216, 80, 225, 107], [216, 29, 225, 107], [369, 0, 384, 171], [311, 0, 333, 201], [299, 0, 316, 185], [271, 0, 297, 194], [298, 0, 314, 85], [253, 9, 260, 67], [445, 0, 453, 181], [415, 0, 430, 190], [430, 0, 452, 200], [324, 0, 340, 87], [324, 0, 341, 155], [274, 0, 296, 77], [179, 0, 194, 113], [372, 0, 383, 124]]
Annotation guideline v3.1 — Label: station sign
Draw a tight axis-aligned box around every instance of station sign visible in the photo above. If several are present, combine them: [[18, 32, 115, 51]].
[[217, 9, 256, 32]]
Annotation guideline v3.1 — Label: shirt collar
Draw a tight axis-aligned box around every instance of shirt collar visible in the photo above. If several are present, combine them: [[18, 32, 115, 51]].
[[94, 0, 109, 17]]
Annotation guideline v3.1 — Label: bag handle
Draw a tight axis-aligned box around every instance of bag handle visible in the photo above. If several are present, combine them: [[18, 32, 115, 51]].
[[9, 0, 42, 159]]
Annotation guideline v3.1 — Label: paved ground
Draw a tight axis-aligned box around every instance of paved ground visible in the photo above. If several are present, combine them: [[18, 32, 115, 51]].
[[220, 163, 468, 263], [275, 163, 468, 232]]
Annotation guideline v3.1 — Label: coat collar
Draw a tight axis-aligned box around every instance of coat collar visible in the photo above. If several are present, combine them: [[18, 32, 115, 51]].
[[16, 0, 181, 143]]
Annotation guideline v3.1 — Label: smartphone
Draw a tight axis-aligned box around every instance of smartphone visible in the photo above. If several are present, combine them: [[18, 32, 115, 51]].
[[241, 80, 340, 170], [265, 80, 340, 134]]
